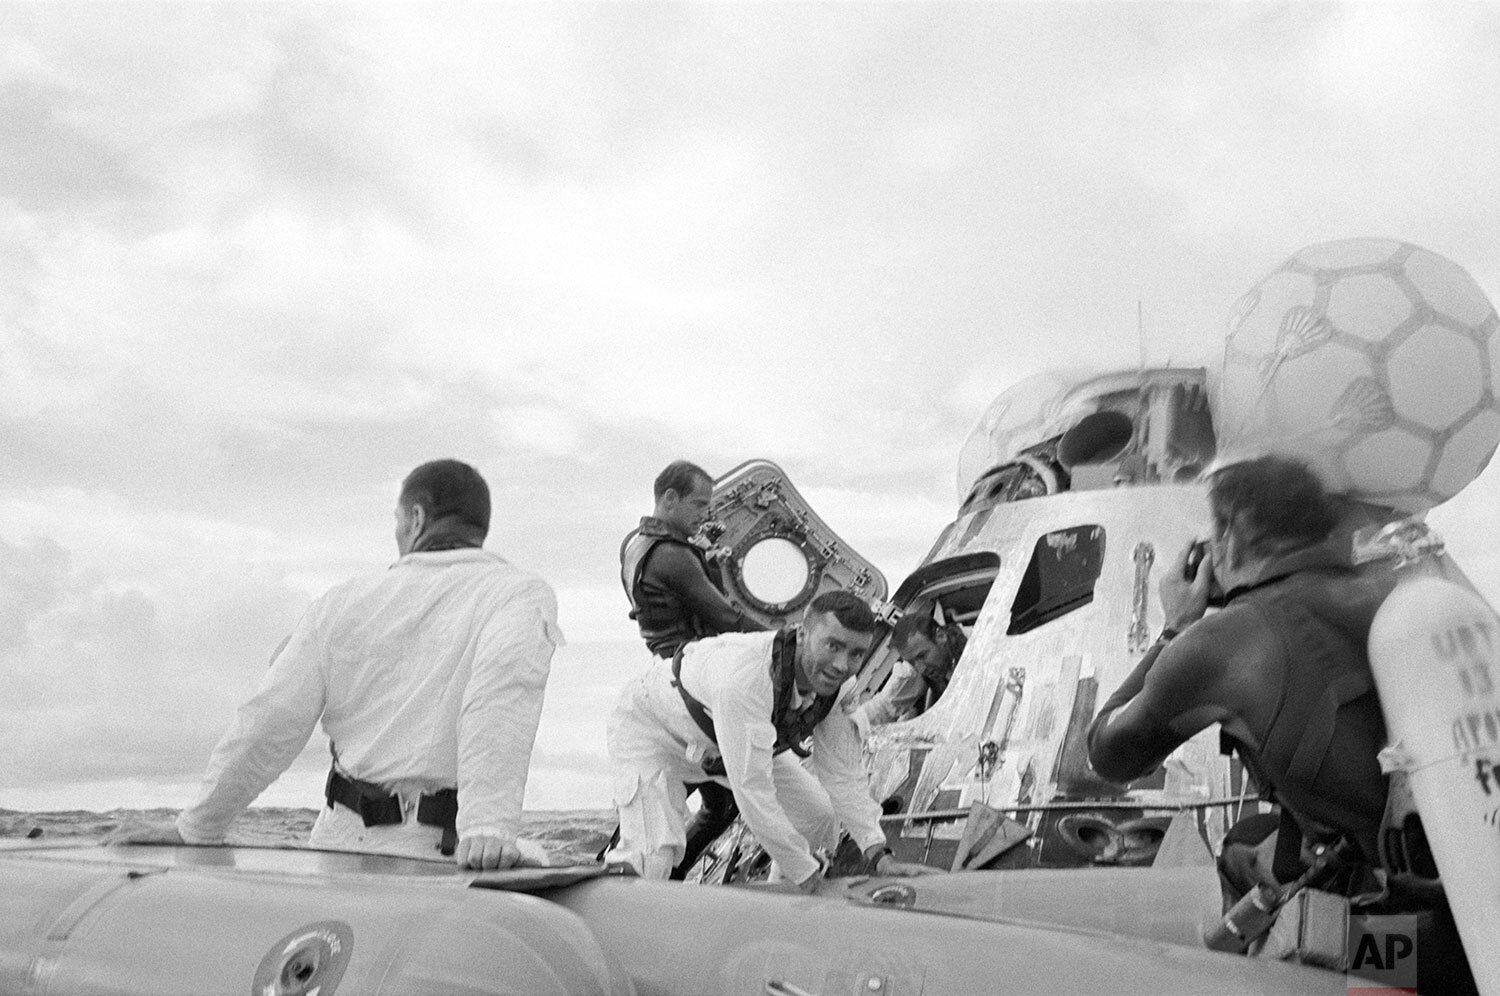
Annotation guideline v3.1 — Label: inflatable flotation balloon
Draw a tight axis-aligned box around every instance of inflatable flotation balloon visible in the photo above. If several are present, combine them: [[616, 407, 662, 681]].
[[1215, 238, 1500, 512]]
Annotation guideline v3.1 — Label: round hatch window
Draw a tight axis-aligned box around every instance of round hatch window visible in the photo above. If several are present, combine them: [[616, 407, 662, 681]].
[[740, 537, 811, 607]]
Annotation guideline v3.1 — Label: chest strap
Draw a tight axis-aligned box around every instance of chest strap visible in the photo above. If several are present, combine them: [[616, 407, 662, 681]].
[[768, 628, 836, 757], [671, 647, 719, 745], [670, 628, 832, 758], [1286, 670, 1373, 784], [619, 530, 661, 616]]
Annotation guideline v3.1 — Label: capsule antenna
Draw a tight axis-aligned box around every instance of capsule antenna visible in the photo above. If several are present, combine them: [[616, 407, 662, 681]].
[[1137, 299, 1146, 372]]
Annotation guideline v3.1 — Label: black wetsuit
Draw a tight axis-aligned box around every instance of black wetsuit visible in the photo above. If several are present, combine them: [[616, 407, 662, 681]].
[[621, 517, 757, 658], [1088, 544, 1476, 994], [1088, 544, 1392, 861], [620, 515, 763, 878]]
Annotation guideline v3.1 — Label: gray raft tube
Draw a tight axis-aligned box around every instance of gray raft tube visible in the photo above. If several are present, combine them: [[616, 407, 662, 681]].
[[0, 843, 1369, 996]]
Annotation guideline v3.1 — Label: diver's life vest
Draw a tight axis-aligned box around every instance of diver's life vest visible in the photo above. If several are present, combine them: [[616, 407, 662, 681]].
[[620, 521, 717, 657], [671, 627, 838, 759]]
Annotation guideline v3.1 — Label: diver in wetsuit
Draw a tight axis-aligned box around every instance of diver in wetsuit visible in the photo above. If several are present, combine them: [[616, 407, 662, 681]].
[[619, 459, 765, 878], [1087, 456, 1476, 994]]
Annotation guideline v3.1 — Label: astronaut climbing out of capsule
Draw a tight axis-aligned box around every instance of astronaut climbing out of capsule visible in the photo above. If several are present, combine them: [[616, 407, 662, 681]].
[[849, 601, 967, 736]]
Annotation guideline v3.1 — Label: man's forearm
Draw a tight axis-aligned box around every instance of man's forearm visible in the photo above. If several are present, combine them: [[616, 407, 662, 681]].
[[812, 714, 887, 853], [660, 547, 764, 635], [719, 721, 822, 883], [1093, 635, 1169, 724], [733, 774, 822, 882], [460, 587, 560, 837], [881, 669, 927, 721], [178, 639, 326, 842], [682, 581, 757, 634], [1086, 635, 1175, 782], [177, 700, 314, 842]]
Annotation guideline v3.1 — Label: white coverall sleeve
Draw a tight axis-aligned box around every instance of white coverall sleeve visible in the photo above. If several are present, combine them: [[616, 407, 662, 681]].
[[713, 671, 822, 885], [455, 579, 562, 842], [811, 706, 888, 854], [176, 601, 329, 844], [852, 661, 926, 730]]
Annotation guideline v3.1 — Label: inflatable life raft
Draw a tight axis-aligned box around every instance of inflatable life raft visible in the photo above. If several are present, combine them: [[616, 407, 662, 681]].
[[0, 840, 1368, 995]]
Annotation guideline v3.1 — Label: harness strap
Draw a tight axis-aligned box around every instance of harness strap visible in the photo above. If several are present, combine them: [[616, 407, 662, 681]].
[[619, 530, 658, 615], [671, 630, 826, 758], [1286, 670, 1373, 784], [671, 648, 719, 745], [769, 628, 835, 757]]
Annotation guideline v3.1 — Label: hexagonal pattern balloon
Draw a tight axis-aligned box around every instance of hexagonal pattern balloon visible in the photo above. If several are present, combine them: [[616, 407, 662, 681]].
[[1215, 238, 1500, 512]]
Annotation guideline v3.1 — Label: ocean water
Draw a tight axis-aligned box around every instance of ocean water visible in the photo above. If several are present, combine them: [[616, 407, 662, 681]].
[[0, 807, 617, 864]]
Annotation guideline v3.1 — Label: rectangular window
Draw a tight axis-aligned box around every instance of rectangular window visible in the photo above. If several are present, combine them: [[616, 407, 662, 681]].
[[1007, 525, 1105, 635]]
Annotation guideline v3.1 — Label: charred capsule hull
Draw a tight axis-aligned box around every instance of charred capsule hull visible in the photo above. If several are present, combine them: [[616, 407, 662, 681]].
[[860, 483, 1239, 870], [698, 457, 1246, 871]]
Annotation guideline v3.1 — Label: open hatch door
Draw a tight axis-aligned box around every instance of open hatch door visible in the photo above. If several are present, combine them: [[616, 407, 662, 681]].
[[704, 459, 888, 629]]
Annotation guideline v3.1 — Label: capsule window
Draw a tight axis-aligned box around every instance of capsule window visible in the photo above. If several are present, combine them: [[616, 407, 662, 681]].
[[1007, 525, 1105, 635]]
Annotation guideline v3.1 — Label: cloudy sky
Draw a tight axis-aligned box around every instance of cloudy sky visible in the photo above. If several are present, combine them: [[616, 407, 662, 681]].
[[3, 2, 1499, 814]]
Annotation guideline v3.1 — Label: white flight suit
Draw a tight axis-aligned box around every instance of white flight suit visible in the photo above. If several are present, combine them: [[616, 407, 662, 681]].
[[850, 659, 929, 737], [176, 548, 562, 862], [606, 629, 887, 883]]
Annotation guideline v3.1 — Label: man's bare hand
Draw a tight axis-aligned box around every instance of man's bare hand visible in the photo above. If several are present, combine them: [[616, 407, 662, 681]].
[[455, 833, 521, 870], [1159, 540, 1214, 632], [795, 866, 825, 893], [874, 853, 943, 877], [103, 822, 186, 847]]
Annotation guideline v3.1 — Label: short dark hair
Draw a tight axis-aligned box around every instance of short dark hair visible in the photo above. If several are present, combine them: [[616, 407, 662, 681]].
[[400, 459, 491, 532], [807, 589, 876, 632], [654, 460, 712, 501], [1207, 456, 1339, 558], [891, 603, 938, 650]]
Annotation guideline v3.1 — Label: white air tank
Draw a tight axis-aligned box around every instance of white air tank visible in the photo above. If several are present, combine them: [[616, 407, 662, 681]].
[[1366, 523, 1500, 996]]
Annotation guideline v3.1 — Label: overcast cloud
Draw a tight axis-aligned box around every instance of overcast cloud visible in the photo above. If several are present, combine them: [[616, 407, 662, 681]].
[[3, 2, 1499, 812]]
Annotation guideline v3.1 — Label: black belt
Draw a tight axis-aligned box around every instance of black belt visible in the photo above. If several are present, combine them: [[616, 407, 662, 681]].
[[324, 768, 459, 856]]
